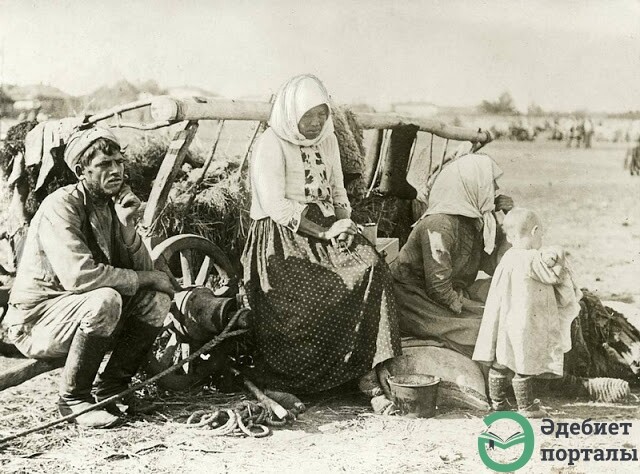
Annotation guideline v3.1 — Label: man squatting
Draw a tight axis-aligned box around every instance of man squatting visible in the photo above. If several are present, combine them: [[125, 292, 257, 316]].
[[4, 127, 175, 428]]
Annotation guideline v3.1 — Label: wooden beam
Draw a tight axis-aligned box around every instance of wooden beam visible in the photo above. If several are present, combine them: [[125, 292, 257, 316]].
[[141, 121, 199, 234], [151, 96, 271, 123], [149, 97, 492, 144], [0, 358, 64, 392], [356, 113, 492, 143]]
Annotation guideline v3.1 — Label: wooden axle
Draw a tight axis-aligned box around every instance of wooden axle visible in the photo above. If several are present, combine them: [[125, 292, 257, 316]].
[[150, 96, 492, 144]]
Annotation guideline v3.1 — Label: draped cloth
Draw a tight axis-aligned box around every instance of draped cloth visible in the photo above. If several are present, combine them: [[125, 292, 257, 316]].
[[420, 154, 502, 254]]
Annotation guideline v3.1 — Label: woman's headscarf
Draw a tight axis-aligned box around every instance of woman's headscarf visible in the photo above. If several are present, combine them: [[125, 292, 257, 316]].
[[421, 153, 503, 254], [268, 74, 335, 147]]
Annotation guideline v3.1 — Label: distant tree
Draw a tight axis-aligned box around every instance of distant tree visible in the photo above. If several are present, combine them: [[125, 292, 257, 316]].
[[527, 102, 545, 116], [480, 91, 519, 115]]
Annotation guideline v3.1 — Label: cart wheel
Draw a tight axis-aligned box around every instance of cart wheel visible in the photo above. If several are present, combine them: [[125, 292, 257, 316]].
[[146, 234, 239, 390], [150, 233, 238, 294]]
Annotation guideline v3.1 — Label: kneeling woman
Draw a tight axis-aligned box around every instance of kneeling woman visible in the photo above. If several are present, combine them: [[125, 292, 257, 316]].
[[242, 74, 401, 399]]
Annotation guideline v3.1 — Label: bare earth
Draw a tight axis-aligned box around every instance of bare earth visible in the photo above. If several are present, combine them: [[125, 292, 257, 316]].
[[1, 140, 639, 473]]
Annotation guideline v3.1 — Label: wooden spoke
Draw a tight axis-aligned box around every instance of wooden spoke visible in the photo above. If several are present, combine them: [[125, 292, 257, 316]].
[[181, 343, 191, 374], [180, 249, 193, 286], [195, 255, 212, 286]]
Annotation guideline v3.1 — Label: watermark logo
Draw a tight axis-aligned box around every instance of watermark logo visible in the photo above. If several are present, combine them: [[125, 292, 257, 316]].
[[478, 411, 535, 472]]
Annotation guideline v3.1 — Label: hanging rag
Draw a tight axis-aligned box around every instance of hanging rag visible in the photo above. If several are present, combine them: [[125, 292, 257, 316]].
[[23, 118, 83, 191]]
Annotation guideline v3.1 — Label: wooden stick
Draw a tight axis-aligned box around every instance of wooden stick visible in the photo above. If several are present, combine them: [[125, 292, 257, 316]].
[[85, 99, 152, 125], [0, 358, 64, 392], [183, 120, 225, 211], [0, 311, 248, 445], [228, 367, 289, 419], [141, 120, 199, 233]]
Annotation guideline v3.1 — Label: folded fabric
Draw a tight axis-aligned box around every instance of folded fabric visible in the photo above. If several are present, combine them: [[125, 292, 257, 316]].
[[7, 151, 25, 186], [23, 118, 83, 191]]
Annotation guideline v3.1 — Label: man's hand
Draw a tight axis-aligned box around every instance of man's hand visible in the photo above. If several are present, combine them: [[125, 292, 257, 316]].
[[494, 195, 514, 214], [461, 296, 484, 315], [114, 185, 142, 227], [137, 270, 176, 298]]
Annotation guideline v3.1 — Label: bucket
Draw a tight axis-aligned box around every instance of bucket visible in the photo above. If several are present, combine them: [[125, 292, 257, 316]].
[[388, 374, 440, 418]]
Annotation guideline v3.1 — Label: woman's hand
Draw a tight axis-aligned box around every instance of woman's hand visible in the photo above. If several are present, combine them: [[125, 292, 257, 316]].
[[335, 232, 355, 250], [494, 194, 514, 214], [324, 219, 357, 241]]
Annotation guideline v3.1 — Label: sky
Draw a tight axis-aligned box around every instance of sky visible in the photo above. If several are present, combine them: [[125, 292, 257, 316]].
[[1, 0, 639, 112]]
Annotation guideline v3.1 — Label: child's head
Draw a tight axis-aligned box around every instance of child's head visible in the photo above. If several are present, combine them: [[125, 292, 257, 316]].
[[502, 207, 544, 249]]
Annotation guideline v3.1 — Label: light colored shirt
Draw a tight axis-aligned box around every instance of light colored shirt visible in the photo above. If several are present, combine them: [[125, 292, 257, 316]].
[[6, 183, 151, 323], [249, 128, 351, 231]]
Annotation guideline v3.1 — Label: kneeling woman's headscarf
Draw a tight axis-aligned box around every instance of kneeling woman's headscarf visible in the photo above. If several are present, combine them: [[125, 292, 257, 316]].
[[268, 74, 335, 147], [421, 154, 503, 254]]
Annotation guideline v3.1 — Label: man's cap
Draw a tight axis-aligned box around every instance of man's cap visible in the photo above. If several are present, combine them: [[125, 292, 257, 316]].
[[63, 126, 121, 169]]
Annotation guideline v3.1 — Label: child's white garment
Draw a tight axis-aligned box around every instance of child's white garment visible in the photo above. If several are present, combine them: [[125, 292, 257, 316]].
[[472, 247, 582, 376]]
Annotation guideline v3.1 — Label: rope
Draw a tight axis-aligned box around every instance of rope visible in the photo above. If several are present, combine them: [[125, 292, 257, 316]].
[[183, 400, 295, 438]]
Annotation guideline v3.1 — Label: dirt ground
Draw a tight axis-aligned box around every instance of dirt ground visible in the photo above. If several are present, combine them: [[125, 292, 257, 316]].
[[1, 139, 639, 473]]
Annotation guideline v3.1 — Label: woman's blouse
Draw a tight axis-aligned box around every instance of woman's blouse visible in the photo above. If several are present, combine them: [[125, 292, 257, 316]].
[[390, 214, 501, 311], [249, 128, 351, 231]]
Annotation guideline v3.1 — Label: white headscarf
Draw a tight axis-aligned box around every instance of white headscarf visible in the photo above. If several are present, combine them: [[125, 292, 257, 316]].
[[422, 153, 503, 254], [268, 74, 335, 147]]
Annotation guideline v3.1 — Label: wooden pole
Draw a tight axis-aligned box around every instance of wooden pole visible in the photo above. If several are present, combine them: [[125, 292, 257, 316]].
[[141, 120, 199, 236], [0, 358, 64, 392], [183, 120, 225, 212], [228, 367, 288, 419], [149, 97, 493, 144], [362, 129, 384, 189]]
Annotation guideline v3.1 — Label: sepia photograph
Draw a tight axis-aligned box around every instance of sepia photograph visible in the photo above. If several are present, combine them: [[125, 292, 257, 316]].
[[0, 1, 639, 472]]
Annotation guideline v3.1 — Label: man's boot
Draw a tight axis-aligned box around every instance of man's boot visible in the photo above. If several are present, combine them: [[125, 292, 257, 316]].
[[58, 329, 120, 429], [513, 376, 547, 418], [488, 368, 511, 411], [94, 319, 162, 414]]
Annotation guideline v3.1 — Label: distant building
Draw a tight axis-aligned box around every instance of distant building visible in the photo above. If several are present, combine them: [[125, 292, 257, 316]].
[[5, 84, 71, 118]]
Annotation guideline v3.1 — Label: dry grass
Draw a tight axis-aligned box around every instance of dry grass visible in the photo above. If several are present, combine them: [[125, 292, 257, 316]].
[[1, 366, 638, 474]]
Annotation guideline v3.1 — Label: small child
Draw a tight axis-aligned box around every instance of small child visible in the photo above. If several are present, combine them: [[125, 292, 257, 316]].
[[472, 208, 582, 417]]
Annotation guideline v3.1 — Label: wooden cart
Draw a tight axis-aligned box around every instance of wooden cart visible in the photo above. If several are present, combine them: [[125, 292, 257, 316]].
[[0, 96, 493, 391]]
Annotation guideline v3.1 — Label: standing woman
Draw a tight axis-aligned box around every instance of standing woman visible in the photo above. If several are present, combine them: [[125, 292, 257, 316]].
[[242, 74, 401, 401]]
